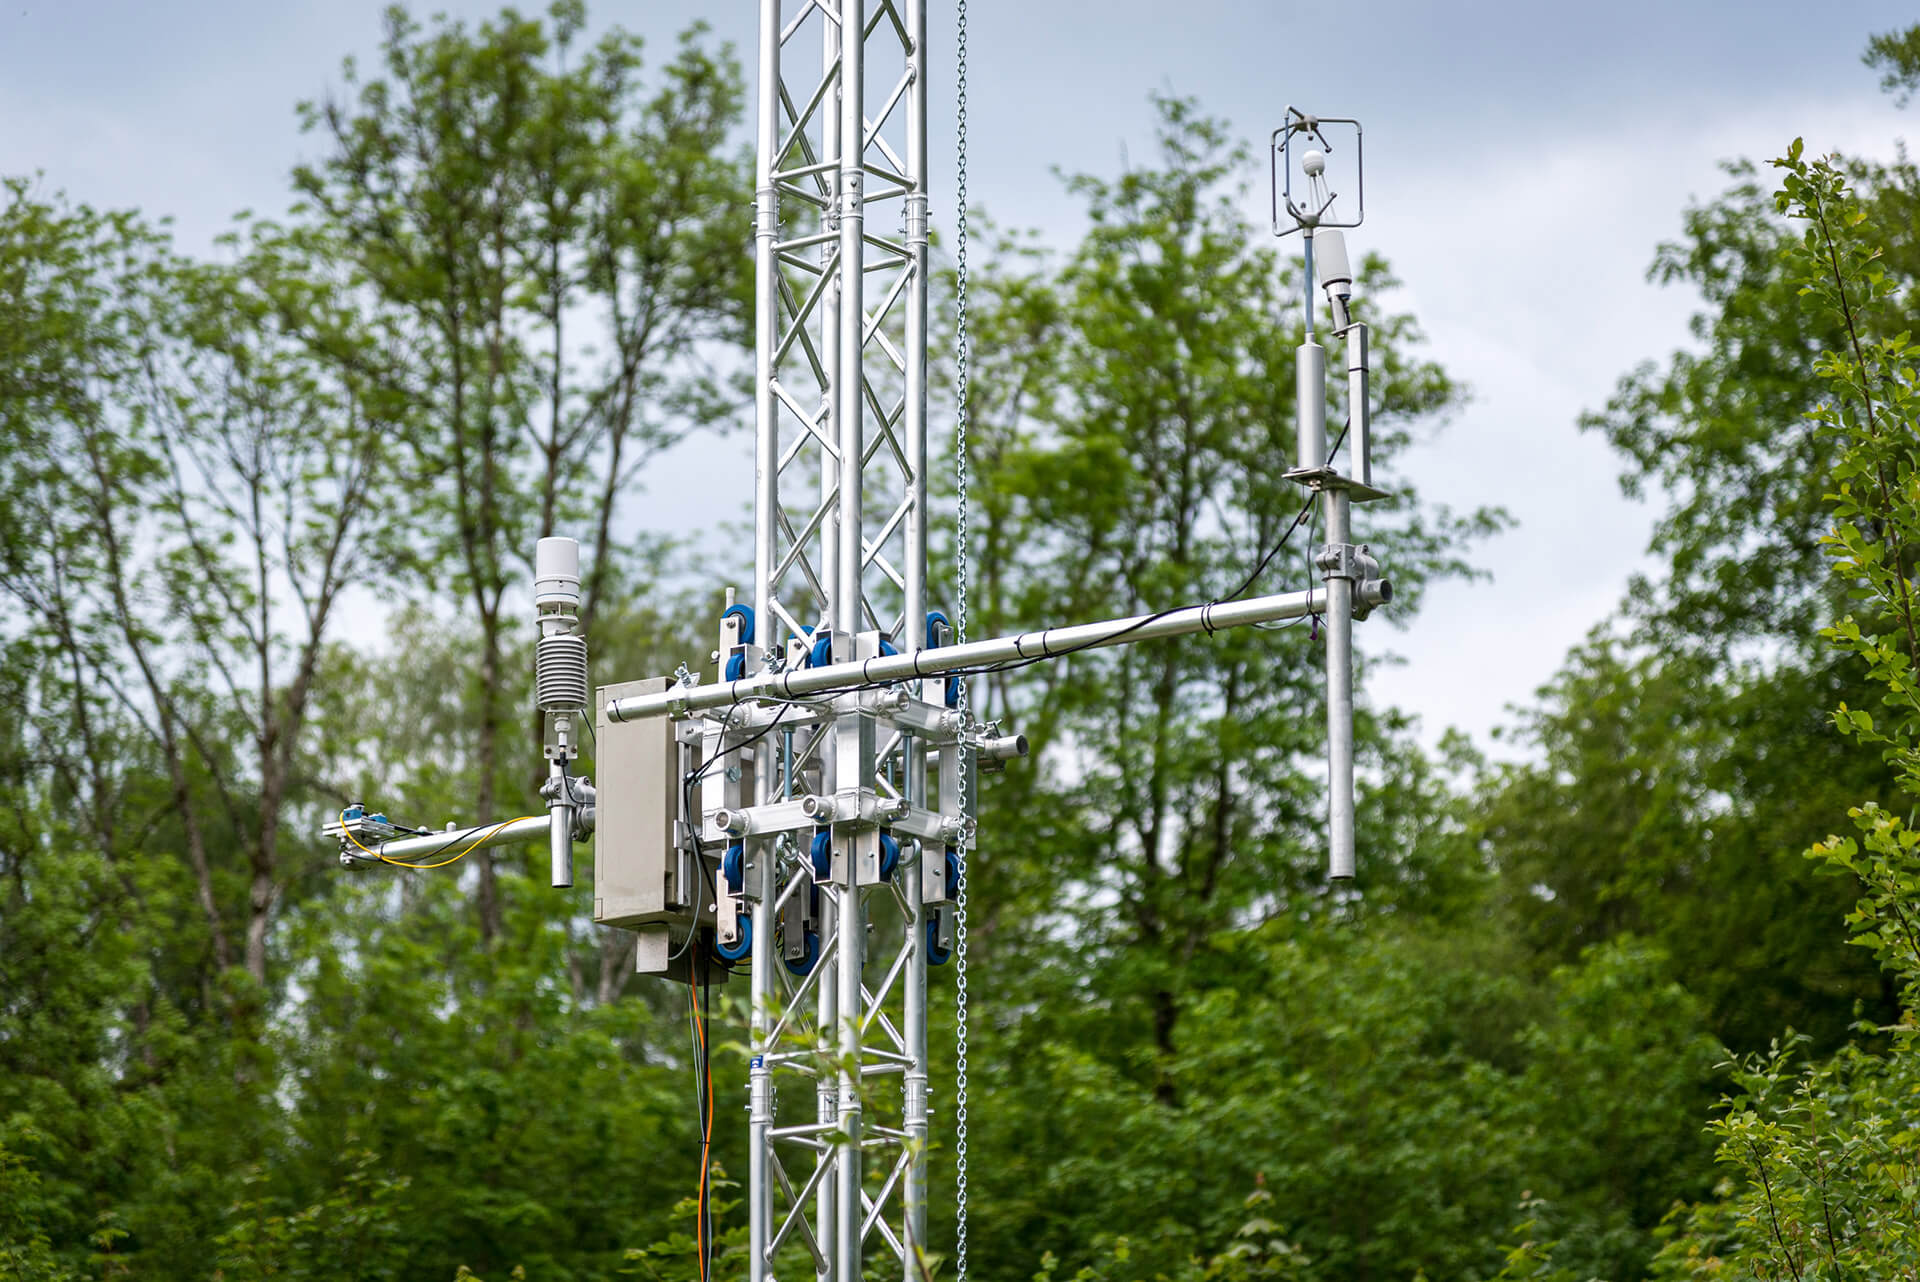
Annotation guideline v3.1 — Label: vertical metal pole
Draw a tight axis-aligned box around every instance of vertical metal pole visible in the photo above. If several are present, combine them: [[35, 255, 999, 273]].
[[1302, 231, 1316, 343], [547, 757, 573, 887], [833, 10, 867, 1282], [1302, 224, 1354, 880], [819, 17, 842, 630], [815, 17, 843, 1276], [746, 5, 928, 1274], [1324, 487, 1356, 880], [900, 0, 931, 1272], [1346, 323, 1371, 489], [1297, 346, 1326, 473], [835, 7, 866, 636], [902, 5, 929, 670], [748, 5, 781, 1281], [1297, 232, 1325, 473]]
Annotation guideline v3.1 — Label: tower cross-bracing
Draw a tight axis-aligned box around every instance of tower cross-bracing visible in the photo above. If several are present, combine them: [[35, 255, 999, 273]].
[[743, 3, 937, 1279]]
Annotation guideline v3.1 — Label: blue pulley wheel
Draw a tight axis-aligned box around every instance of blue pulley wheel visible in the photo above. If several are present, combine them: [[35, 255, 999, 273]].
[[879, 830, 901, 881], [925, 612, 962, 706], [785, 929, 820, 976], [927, 918, 952, 966], [945, 846, 961, 900], [723, 604, 755, 681], [716, 917, 752, 962], [723, 842, 745, 894], [810, 827, 833, 879]]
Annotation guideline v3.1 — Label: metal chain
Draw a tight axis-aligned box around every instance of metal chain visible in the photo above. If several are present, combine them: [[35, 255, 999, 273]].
[[951, 0, 972, 1277]]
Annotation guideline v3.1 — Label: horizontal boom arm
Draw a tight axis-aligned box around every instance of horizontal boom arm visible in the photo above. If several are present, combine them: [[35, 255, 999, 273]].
[[607, 582, 1387, 724]]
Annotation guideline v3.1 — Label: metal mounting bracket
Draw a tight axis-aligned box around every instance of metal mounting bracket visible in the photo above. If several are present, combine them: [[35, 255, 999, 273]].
[[1283, 464, 1392, 503]]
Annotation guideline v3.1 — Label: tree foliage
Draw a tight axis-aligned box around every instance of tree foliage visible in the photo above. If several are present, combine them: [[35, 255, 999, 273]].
[[14, 7, 1920, 1282], [954, 94, 1502, 1090], [1471, 84, 1920, 1057], [0, 7, 746, 1277], [286, 2, 750, 937], [1645, 137, 1920, 1282]]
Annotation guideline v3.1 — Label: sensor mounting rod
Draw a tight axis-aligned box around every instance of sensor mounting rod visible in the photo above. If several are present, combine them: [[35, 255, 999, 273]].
[[605, 581, 1388, 724]]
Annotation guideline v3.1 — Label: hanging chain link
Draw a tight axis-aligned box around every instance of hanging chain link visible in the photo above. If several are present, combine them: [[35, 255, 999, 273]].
[[951, 0, 972, 1277]]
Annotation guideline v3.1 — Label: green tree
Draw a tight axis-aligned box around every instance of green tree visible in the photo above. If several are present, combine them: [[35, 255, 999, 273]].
[[1478, 633, 1890, 1051], [1520, 112, 1920, 1282], [288, 3, 750, 939], [0, 179, 410, 1002], [956, 920, 1716, 1282], [0, 172, 424, 1281], [936, 94, 1513, 1280], [1654, 130, 1920, 1282], [0, 1146, 80, 1282], [1471, 40, 1920, 1052], [0, 5, 754, 1273]]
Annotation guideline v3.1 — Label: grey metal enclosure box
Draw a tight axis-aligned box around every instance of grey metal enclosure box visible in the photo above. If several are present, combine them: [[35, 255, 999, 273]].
[[594, 676, 688, 929]]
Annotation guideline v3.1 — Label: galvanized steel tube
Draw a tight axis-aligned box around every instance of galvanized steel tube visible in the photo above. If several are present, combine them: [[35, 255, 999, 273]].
[[606, 587, 1331, 724]]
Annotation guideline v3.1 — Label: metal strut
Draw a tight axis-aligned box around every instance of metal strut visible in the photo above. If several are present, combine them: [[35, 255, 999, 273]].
[[746, 6, 937, 1282]]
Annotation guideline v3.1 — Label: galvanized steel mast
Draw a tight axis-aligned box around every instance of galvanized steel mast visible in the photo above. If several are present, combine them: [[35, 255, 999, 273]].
[[749, 5, 932, 1280]]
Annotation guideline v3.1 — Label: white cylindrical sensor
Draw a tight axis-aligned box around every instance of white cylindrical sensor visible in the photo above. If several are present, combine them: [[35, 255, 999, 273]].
[[1316, 228, 1353, 300], [1297, 342, 1327, 472], [534, 536, 581, 608]]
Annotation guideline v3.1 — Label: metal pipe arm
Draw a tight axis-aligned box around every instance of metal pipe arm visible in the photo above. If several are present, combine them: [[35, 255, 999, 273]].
[[334, 814, 561, 866], [607, 584, 1370, 724]]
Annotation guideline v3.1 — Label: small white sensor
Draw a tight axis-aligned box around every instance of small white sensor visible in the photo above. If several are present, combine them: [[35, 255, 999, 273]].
[[1301, 148, 1327, 177], [1316, 229, 1353, 300]]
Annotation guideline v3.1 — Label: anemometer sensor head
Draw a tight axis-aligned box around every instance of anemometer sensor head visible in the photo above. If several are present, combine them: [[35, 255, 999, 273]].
[[1272, 107, 1363, 237]]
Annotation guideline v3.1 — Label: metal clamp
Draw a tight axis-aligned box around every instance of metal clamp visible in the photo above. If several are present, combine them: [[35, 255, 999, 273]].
[[1314, 543, 1390, 620]]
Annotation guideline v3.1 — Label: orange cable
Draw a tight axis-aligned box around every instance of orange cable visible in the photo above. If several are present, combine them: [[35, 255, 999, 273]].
[[691, 958, 705, 1279], [703, 971, 715, 1282]]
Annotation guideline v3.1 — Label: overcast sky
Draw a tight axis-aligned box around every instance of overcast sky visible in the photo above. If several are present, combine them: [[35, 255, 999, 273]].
[[5, 1, 1916, 755]]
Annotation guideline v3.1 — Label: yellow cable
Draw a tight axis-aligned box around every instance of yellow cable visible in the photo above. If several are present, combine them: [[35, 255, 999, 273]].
[[337, 811, 387, 862], [336, 810, 541, 871]]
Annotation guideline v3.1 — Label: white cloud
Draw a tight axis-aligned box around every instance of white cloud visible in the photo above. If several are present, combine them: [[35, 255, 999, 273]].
[[1364, 92, 1914, 753], [6, 0, 1916, 762]]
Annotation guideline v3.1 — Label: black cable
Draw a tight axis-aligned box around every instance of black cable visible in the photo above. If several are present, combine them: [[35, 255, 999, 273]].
[[685, 952, 708, 1282], [969, 448, 1323, 679], [851, 419, 1358, 693], [668, 701, 800, 965], [701, 960, 714, 1282], [1227, 420, 1350, 603], [687, 701, 800, 796]]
